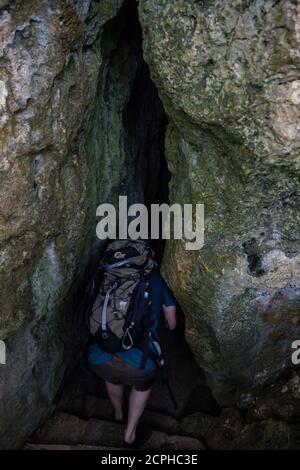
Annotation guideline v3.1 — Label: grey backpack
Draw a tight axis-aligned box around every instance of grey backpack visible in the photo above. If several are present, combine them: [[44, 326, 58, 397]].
[[88, 240, 163, 368]]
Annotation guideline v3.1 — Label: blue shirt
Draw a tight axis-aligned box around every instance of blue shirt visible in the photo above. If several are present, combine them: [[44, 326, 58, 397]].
[[88, 269, 176, 370]]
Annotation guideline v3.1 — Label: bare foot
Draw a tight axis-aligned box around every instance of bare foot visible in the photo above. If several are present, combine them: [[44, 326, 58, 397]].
[[124, 428, 136, 444]]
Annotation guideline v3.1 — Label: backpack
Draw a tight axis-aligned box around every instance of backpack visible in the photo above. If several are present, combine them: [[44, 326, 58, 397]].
[[85, 239, 165, 370]]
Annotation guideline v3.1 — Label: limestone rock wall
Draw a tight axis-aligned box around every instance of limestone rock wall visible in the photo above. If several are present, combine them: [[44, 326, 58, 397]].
[[139, 0, 300, 405], [0, 0, 131, 449]]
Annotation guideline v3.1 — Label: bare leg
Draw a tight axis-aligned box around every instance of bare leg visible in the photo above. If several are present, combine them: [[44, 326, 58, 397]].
[[124, 387, 152, 444], [105, 381, 124, 422]]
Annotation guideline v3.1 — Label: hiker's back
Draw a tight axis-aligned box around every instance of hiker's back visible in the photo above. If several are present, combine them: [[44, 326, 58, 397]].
[[86, 241, 177, 430], [89, 268, 176, 370], [88, 240, 155, 355]]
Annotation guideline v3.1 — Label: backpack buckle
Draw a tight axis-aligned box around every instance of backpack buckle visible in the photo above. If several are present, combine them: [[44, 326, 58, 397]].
[[122, 322, 134, 350]]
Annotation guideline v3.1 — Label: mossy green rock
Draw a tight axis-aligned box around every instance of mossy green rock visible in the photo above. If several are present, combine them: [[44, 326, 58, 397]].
[[139, 0, 300, 404], [0, 0, 130, 449]]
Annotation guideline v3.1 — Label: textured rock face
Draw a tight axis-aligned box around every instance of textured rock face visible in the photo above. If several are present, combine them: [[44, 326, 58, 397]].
[[0, 0, 167, 449], [245, 369, 300, 423], [31, 412, 205, 450], [229, 419, 299, 450], [139, 0, 300, 404], [0, 0, 123, 449]]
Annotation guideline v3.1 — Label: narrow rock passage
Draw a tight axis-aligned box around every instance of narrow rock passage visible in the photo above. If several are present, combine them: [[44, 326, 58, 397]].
[[20, 1, 229, 451], [14, 0, 220, 450]]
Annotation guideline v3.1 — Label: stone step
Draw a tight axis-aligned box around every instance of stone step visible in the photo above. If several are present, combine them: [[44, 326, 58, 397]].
[[24, 443, 123, 450], [142, 409, 180, 436], [32, 412, 124, 448], [141, 430, 205, 451], [58, 394, 180, 435], [180, 408, 243, 450], [30, 412, 204, 450]]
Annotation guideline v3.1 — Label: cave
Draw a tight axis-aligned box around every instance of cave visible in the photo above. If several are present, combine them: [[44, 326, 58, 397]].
[[112, 0, 170, 264], [0, 0, 218, 451], [1, 0, 300, 452]]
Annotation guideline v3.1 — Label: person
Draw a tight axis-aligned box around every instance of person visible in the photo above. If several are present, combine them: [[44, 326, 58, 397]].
[[88, 267, 177, 446]]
